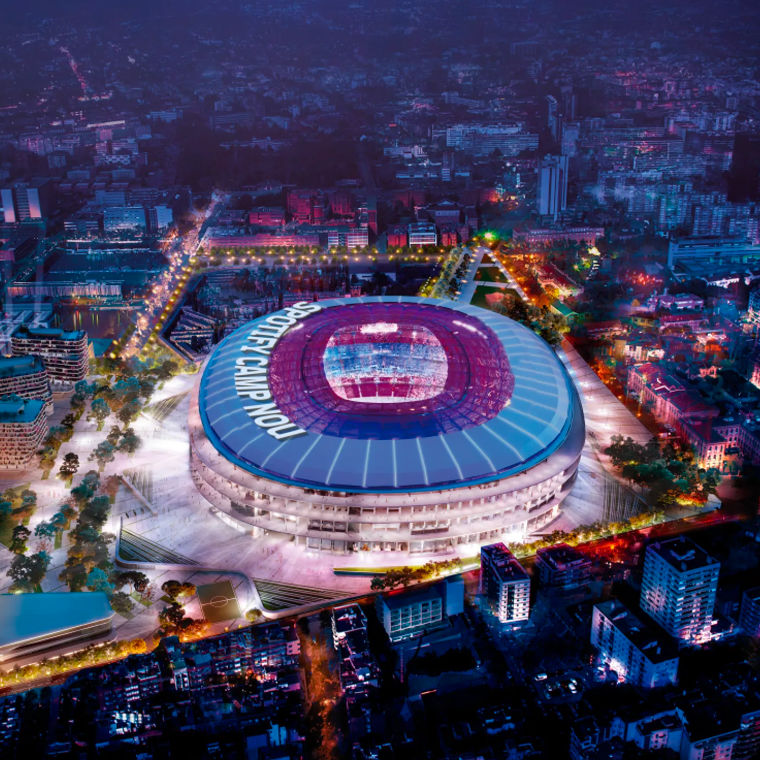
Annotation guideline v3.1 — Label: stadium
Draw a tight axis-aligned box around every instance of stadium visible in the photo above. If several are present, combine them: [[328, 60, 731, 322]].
[[189, 296, 585, 555]]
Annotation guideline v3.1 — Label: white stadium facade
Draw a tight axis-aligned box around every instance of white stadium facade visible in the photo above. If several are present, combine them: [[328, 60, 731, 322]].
[[189, 296, 585, 555]]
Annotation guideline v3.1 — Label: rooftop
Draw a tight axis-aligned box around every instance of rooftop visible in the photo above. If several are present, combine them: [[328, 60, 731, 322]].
[[0, 592, 113, 649], [14, 325, 86, 341], [596, 600, 679, 664], [646, 537, 718, 573], [0, 355, 46, 379], [481, 543, 529, 583], [535, 543, 590, 571], [378, 579, 449, 610], [0, 397, 45, 423]]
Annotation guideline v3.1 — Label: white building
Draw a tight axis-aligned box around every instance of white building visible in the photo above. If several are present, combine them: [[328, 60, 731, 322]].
[[640, 537, 719, 645], [537, 155, 568, 220], [591, 600, 679, 689], [480, 542, 530, 625], [408, 222, 437, 246], [376, 576, 464, 642]]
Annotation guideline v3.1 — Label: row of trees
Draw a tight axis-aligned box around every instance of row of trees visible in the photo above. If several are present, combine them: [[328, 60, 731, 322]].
[[604, 435, 720, 507], [2, 486, 47, 593], [39, 411, 78, 477], [58, 471, 114, 592], [506, 510, 667, 559], [370, 558, 464, 590], [0, 639, 148, 689], [367, 510, 668, 593]]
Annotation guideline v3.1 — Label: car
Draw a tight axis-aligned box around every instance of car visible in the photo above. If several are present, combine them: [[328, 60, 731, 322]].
[[534, 672, 547, 682]]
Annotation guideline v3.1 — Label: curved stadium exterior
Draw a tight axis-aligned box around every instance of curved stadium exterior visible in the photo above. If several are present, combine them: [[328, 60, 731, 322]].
[[189, 296, 584, 555]]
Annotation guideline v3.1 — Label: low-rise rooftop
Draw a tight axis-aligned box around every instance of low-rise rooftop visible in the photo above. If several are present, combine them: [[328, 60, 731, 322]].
[[0, 592, 113, 649]]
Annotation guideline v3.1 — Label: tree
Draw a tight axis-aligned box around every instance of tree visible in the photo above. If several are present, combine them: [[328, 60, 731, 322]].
[[7, 551, 50, 592], [10, 525, 30, 554], [117, 399, 141, 426], [57, 452, 80, 485], [161, 579, 196, 600], [60, 413, 77, 429], [70, 392, 86, 411], [88, 398, 111, 430], [110, 591, 133, 616], [74, 380, 95, 398], [106, 425, 122, 446], [112, 377, 141, 406], [38, 444, 57, 473], [50, 510, 69, 539], [158, 602, 186, 630], [138, 376, 156, 399], [245, 609, 264, 623], [156, 360, 179, 381], [89, 440, 116, 472], [80, 495, 111, 530], [34, 521, 57, 541], [19, 489, 37, 517], [86, 567, 115, 594], [59, 562, 88, 591], [117, 428, 141, 455], [113, 570, 149, 593]]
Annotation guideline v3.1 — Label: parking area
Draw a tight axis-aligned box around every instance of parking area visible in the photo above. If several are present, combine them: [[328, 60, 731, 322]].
[[533, 669, 586, 704]]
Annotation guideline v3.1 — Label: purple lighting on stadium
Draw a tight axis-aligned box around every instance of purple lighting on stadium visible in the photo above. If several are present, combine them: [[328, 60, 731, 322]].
[[267, 302, 515, 439]]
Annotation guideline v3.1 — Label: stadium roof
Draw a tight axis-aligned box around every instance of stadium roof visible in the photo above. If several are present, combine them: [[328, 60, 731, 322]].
[[0, 592, 113, 648], [199, 296, 577, 493]]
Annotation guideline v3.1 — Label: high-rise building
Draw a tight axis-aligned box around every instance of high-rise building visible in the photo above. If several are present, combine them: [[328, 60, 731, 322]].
[[545, 95, 560, 141], [590, 600, 679, 688], [11, 326, 89, 384], [0, 397, 48, 469], [3, 181, 51, 222], [728, 134, 760, 202], [480, 542, 531, 625], [640, 537, 719, 645], [739, 587, 760, 637], [0, 188, 15, 224], [0, 355, 52, 413], [146, 205, 173, 233], [537, 155, 568, 219]]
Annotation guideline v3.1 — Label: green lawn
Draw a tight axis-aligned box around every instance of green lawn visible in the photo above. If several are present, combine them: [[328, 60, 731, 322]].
[[0, 517, 13, 548], [470, 284, 499, 310], [475, 266, 507, 284]]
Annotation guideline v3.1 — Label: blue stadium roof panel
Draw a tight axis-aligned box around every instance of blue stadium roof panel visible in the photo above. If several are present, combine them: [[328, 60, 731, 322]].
[[199, 296, 576, 493]]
